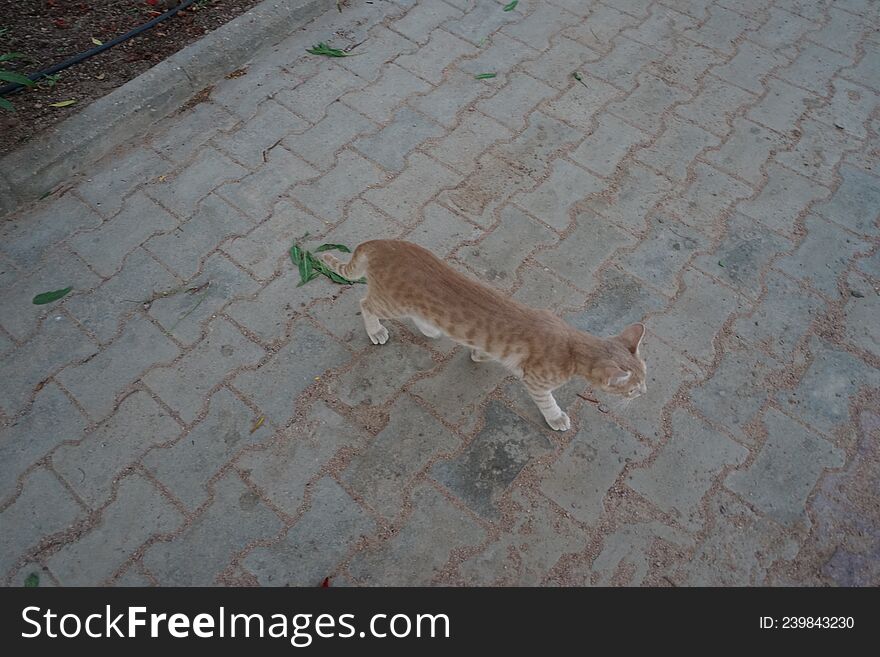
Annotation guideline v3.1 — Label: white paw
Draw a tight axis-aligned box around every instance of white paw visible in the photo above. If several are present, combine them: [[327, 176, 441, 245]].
[[470, 349, 490, 362], [368, 325, 389, 345], [546, 412, 571, 431]]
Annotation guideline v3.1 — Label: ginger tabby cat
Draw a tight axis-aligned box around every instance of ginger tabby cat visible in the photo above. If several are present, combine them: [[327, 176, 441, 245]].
[[321, 240, 647, 431]]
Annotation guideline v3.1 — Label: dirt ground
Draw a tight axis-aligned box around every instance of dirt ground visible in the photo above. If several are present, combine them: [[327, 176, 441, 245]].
[[0, 0, 264, 155]]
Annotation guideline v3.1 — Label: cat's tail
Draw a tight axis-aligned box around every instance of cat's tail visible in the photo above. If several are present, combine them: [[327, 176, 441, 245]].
[[319, 243, 369, 280]]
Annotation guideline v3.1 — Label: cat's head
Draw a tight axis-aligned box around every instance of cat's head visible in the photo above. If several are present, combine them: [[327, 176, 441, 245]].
[[584, 323, 648, 398]]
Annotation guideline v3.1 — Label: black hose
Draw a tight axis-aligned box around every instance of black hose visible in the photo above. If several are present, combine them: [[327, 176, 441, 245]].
[[0, 0, 198, 97]]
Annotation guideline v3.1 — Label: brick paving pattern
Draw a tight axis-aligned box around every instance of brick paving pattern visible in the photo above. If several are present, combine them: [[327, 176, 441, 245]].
[[1, 0, 878, 586]]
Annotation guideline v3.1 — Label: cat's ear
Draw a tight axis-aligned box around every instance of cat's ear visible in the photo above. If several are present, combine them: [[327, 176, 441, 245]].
[[617, 322, 645, 355], [603, 366, 631, 387]]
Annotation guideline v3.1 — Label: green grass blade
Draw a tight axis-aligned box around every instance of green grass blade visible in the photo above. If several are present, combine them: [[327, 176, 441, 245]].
[[0, 97, 14, 111], [474, 72, 497, 79], [32, 287, 72, 305], [313, 243, 352, 253], [289, 244, 303, 266], [0, 70, 34, 86], [503, 0, 518, 11]]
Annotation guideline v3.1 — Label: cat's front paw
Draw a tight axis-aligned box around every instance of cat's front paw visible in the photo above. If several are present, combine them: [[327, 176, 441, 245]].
[[546, 412, 571, 431], [368, 325, 389, 345]]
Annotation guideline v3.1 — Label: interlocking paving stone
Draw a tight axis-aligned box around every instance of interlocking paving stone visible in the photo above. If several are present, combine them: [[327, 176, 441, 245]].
[[142, 388, 273, 511], [648, 268, 747, 365], [352, 107, 445, 173], [615, 336, 698, 440], [674, 77, 756, 137], [0, 194, 102, 270], [244, 476, 376, 586], [408, 70, 489, 129], [142, 471, 283, 586], [692, 213, 792, 300], [458, 488, 584, 585], [606, 73, 690, 133], [52, 390, 181, 507], [812, 78, 879, 141], [142, 319, 266, 425], [774, 214, 868, 298], [566, 267, 666, 335], [680, 489, 798, 585], [214, 100, 310, 169], [220, 200, 324, 281], [47, 474, 183, 585], [737, 163, 830, 236], [780, 337, 880, 435], [0, 247, 101, 341], [340, 63, 432, 123], [513, 159, 605, 230], [403, 202, 482, 255], [494, 111, 583, 179], [0, 382, 88, 504], [342, 395, 460, 520], [362, 152, 463, 225], [569, 112, 651, 177], [148, 253, 261, 346], [775, 117, 859, 186], [1, 315, 98, 416], [661, 162, 752, 235], [705, 118, 789, 185], [330, 340, 434, 407], [396, 28, 475, 84], [238, 402, 369, 515], [813, 164, 880, 237], [689, 347, 776, 443], [458, 204, 556, 289], [539, 408, 649, 525], [436, 153, 533, 227], [583, 520, 693, 586], [144, 193, 252, 280], [542, 77, 621, 132], [0, 468, 85, 576], [77, 146, 169, 217], [232, 320, 351, 426], [584, 162, 673, 233], [731, 271, 824, 362], [627, 408, 748, 530], [726, 408, 844, 528], [390, 1, 462, 45], [477, 73, 557, 131], [635, 116, 719, 181], [283, 103, 378, 171], [64, 248, 180, 345], [843, 271, 880, 358], [272, 65, 364, 123], [214, 148, 319, 222], [432, 401, 554, 519], [147, 147, 248, 218], [535, 212, 633, 286], [614, 214, 708, 296], [409, 352, 509, 433], [348, 483, 486, 585]]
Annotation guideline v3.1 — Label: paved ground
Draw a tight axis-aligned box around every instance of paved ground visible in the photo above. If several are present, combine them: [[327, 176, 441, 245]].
[[2, 0, 879, 587]]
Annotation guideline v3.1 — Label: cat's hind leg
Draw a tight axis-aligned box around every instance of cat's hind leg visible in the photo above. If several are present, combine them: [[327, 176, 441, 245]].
[[360, 297, 389, 345], [413, 317, 442, 339], [523, 380, 570, 431], [470, 349, 492, 362]]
